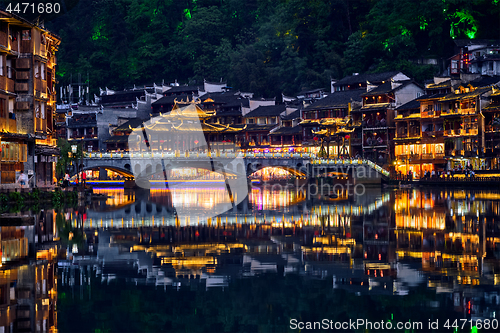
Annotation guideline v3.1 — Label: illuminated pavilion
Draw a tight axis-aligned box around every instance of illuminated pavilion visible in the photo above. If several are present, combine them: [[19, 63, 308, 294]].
[[131, 99, 247, 153]]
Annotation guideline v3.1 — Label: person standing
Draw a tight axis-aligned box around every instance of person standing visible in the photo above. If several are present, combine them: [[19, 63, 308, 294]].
[[82, 171, 87, 186], [18, 172, 28, 188]]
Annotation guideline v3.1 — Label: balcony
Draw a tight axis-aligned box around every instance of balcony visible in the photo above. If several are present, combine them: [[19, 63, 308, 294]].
[[396, 152, 445, 162], [485, 125, 500, 133], [0, 76, 15, 93], [364, 140, 387, 147], [444, 128, 478, 136], [421, 110, 441, 118], [16, 71, 29, 80], [460, 128, 478, 136], [15, 82, 28, 92], [422, 130, 444, 138], [0, 117, 16, 132], [10, 37, 18, 52], [35, 118, 47, 133], [20, 40, 31, 53], [0, 31, 7, 48], [15, 58, 30, 69], [441, 108, 476, 116]]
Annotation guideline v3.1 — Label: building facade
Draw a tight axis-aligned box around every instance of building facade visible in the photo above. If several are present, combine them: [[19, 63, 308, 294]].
[[0, 11, 60, 188]]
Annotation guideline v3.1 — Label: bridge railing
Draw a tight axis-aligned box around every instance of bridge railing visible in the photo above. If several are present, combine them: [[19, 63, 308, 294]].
[[84, 152, 389, 176], [85, 151, 315, 159]]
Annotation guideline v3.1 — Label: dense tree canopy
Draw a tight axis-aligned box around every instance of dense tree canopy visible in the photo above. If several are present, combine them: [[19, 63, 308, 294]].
[[2, 0, 499, 98]]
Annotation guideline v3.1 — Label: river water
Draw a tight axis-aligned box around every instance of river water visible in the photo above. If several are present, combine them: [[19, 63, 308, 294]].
[[3, 185, 500, 332]]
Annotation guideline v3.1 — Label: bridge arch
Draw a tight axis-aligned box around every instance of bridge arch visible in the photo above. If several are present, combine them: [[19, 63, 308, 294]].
[[78, 166, 134, 178]]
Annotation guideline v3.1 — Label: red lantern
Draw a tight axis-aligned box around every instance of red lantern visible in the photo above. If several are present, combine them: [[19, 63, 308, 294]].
[[345, 135, 350, 140], [194, 140, 199, 144], [313, 136, 318, 141], [160, 140, 164, 143]]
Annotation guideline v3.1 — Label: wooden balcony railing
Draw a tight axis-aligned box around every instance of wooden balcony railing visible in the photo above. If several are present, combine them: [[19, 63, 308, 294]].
[[15, 82, 28, 92], [34, 77, 41, 92], [460, 128, 478, 136], [10, 37, 19, 52], [0, 31, 7, 48], [421, 110, 435, 118], [16, 71, 29, 80], [396, 152, 445, 161], [35, 118, 47, 133], [442, 108, 476, 116], [20, 40, 31, 53], [0, 118, 16, 132], [6, 78, 14, 92], [15, 58, 30, 69], [0, 76, 14, 93]]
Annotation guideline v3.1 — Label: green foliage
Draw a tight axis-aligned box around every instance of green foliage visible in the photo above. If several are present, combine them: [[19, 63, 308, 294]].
[[52, 189, 65, 209], [56, 138, 83, 178], [39, 0, 500, 98], [8, 191, 23, 203]]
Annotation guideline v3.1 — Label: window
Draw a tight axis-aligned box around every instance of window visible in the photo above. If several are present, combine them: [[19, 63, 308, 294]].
[[6, 59, 12, 79], [0, 56, 3, 76], [35, 101, 40, 118], [34, 61, 39, 78], [41, 63, 45, 80]]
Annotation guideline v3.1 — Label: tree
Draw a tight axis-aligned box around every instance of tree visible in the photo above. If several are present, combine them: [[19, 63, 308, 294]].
[[56, 139, 83, 179]]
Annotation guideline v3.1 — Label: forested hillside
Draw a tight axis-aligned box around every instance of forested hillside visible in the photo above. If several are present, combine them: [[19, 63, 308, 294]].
[[3, 0, 499, 97]]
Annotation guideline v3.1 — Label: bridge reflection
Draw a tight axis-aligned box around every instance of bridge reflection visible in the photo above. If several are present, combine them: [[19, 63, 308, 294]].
[[77, 188, 390, 229]]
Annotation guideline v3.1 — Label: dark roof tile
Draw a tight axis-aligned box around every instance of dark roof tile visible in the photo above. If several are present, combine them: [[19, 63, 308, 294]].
[[245, 104, 285, 117], [303, 90, 365, 110]]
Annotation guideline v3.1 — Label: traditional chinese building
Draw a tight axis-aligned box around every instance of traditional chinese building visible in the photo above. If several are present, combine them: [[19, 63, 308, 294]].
[[358, 80, 424, 165], [394, 76, 497, 178], [300, 89, 364, 157], [0, 10, 60, 188], [131, 101, 246, 156]]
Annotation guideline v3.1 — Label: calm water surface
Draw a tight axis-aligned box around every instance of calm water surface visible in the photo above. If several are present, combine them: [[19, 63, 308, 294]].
[[3, 185, 500, 332]]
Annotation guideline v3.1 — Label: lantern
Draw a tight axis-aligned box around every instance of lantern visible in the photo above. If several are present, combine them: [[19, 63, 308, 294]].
[[345, 135, 350, 140], [194, 140, 199, 144], [313, 136, 318, 141]]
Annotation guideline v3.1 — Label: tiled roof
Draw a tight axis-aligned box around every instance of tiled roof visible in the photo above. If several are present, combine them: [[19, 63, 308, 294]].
[[468, 76, 500, 88], [440, 86, 492, 102], [426, 80, 452, 89], [303, 90, 365, 110], [245, 124, 278, 132], [152, 94, 192, 106], [270, 126, 302, 135], [281, 109, 301, 120], [114, 118, 145, 132], [333, 71, 401, 87], [245, 104, 286, 117], [396, 99, 420, 110], [362, 80, 416, 97], [164, 85, 201, 94]]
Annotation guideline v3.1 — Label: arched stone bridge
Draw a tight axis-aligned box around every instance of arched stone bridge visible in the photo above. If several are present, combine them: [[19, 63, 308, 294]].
[[81, 151, 389, 184]]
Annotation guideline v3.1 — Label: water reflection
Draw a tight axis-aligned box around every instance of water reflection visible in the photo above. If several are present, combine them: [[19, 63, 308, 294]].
[[2, 186, 500, 332], [0, 212, 58, 332]]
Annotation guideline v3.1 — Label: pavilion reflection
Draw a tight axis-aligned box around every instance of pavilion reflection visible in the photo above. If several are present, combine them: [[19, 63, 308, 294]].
[[56, 187, 500, 320]]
